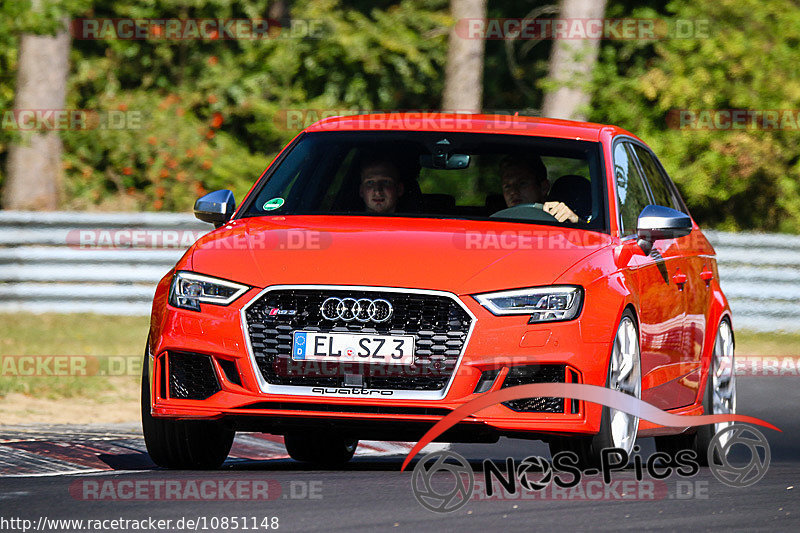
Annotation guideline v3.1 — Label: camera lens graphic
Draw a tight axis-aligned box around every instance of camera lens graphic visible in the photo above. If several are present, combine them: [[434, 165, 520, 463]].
[[516, 456, 553, 491], [709, 424, 770, 488], [411, 451, 473, 513]]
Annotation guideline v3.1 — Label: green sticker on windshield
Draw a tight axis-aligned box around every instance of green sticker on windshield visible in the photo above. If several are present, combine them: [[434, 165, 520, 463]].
[[263, 197, 285, 211]]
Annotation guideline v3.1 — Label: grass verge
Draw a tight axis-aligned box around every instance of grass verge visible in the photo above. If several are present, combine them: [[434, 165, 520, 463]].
[[735, 330, 800, 356], [0, 313, 149, 405]]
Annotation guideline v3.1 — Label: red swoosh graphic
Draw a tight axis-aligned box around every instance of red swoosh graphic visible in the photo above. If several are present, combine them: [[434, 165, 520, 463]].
[[400, 383, 780, 471]]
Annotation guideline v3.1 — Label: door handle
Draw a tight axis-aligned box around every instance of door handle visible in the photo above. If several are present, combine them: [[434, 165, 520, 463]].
[[672, 271, 687, 289]]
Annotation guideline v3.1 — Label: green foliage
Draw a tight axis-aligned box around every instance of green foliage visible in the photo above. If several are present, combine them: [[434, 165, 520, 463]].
[[2, 0, 449, 211], [0, 0, 23, 193], [2, 0, 799, 232], [60, 91, 265, 211], [591, 0, 800, 232]]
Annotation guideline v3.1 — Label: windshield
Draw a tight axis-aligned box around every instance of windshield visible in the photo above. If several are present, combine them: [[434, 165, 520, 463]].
[[240, 131, 607, 231]]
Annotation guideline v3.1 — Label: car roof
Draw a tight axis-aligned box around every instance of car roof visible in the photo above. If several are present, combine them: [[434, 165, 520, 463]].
[[304, 113, 639, 143]]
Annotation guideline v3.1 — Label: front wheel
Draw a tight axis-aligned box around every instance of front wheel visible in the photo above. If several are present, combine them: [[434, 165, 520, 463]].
[[141, 349, 234, 469], [549, 311, 642, 468]]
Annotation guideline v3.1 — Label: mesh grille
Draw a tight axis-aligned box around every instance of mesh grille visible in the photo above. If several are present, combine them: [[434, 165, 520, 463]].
[[168, 352, 221, 400], [500, 364, 566, 413], [244, 289, 472, 391]]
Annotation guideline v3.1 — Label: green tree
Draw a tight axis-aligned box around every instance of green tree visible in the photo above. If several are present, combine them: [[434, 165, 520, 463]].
[[3, 0, 449, 211], [591, 0, 800, 232]]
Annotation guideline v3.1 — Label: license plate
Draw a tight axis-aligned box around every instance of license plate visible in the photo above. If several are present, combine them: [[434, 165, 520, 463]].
[[291, 331, 415, 364]]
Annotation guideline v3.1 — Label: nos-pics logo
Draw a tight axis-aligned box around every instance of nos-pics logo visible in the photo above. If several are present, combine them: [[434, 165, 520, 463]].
[[411, 424, 771, 513]]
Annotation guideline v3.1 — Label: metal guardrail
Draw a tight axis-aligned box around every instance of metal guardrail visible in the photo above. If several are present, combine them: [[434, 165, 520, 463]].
[[0, 212, 798, 331], [704, 230, 800, 332], [0, 211, 209, 315]]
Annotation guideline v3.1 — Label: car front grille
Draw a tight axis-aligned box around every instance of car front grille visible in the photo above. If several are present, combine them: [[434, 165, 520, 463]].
[[244, 288, 473, 391], [500, 364, 566, 413]]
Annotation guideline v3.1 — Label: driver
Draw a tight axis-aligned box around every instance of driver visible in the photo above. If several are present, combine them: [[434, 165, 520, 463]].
[[500, 155, 580, 223], [359, 156, 405, 214]]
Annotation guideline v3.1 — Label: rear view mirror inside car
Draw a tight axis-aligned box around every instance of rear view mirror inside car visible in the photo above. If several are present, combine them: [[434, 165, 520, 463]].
[[419, 153, 470, 169]]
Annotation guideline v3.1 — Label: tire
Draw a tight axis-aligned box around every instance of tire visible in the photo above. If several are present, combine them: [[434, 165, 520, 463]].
[[284, 431, 358, 466], [549, 310, 642, 468], [141, 349, 234, 469], [655, 319, 735, 466]]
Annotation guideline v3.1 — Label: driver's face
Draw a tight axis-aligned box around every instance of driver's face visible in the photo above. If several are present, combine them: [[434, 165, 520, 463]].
[[501, 166, 546, 207], [360, 163, 403, 214]]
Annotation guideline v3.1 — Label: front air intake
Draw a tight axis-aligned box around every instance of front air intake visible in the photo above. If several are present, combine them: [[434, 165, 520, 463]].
[[168, 352, 221, 400], [500, 364, 566, 413]]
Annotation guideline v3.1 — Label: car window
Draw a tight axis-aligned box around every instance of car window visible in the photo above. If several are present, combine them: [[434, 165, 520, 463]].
[[630, 144, 679, 211], [416, 154, 593, 209], [613, 142, 651, 236], [240, 131, 607, 231]]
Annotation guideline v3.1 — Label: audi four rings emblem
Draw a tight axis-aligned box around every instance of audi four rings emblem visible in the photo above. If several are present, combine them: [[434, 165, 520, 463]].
[[320, 297, 393, 323]]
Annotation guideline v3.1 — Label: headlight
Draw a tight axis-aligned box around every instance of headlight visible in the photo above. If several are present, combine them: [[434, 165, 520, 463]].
[[474, 286, 583, 323], [169, 271, 249, 311]]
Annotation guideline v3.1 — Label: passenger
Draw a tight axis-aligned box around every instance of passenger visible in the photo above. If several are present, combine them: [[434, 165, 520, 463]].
[[499, 155, 580, 223], [359, 157, 405, 214]]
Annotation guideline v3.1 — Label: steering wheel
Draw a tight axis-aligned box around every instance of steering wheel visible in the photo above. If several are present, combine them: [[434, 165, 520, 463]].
[[489, 202, 559, 222]]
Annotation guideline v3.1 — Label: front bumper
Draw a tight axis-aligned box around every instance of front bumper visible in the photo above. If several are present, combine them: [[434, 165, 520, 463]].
[[148, 283, 613, 439]]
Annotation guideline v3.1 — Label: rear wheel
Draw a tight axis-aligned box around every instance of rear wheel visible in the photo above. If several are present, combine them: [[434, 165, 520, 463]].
[[655, 319, 735, 465], [284, 431, 358, 466], [549, 311, 641, 467], [141, 349, 234, 469]]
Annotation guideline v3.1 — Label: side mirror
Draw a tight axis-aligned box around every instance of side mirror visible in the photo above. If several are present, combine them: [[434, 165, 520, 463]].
[[194, 189, 236, 228], [636, 204, 692, 253]]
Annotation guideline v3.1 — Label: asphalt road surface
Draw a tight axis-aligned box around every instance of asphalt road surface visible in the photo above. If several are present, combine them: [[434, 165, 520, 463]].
[[1, 376, 797, 532]]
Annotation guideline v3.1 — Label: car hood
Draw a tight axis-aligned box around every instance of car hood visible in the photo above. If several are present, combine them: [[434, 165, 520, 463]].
[[189, 216, 612, 295]]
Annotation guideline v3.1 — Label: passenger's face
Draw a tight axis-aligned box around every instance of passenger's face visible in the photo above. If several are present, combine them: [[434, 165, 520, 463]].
[[360, 164, 403, 214], [501, 165, 546, 207]]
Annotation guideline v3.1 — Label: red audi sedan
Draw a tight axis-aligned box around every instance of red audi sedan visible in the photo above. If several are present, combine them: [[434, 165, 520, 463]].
[[142, 113, 736, 468]]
